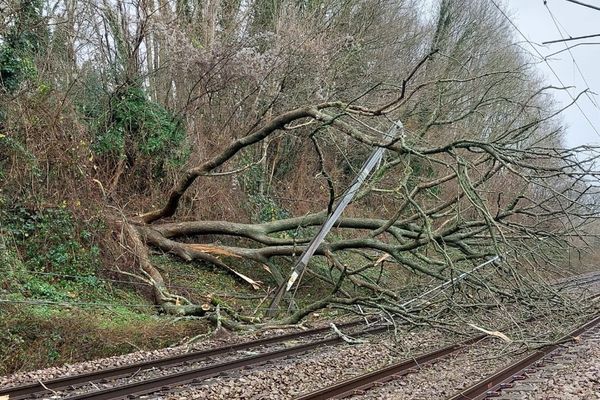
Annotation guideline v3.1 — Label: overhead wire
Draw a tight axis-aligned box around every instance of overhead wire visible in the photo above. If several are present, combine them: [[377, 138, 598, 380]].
[[562, 0, 600, 12], [543, 2, 600, 110], [543, 33, 600, 45], [545, 42, 600, 58], [489, 0, 600, 137]]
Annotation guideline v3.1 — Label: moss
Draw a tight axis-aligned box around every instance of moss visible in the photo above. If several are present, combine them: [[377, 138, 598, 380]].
[[0, 206, 209, 375], [0, 303, 207, 375], [153, 254, 262, 311], [95, 306, 156, 329]]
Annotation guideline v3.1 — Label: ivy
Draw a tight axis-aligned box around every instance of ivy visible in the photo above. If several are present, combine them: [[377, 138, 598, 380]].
[[0, 0, 45, 93], [0, 206, 101, 277], [237, 150, 291, 223], [250, 193, 291, 223], [92, 85, 188, 176]]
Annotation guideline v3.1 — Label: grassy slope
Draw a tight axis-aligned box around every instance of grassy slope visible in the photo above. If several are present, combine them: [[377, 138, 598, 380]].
[[0, 207, 209, 375], [0, 204, 341, 374]]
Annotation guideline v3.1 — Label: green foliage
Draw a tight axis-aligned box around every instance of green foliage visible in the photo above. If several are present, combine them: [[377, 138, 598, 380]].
[[238, 149, 291, 223], [22, 279, 66, 302], [0, 233, 27, 292], [92, 85, 189, 176], [251, 0, 284, 32], [0, 46, 37, 92], [249, 193, 291, 223], [238, 151, 264, 195], [271, 136, 301, 180], [405, 157, 436, 193], [0, 204, 157, 320], [0, 0, 45, 93], [74, 69, 106, 120], [1, 206, 101, 276], [0, 302, 203, 375]]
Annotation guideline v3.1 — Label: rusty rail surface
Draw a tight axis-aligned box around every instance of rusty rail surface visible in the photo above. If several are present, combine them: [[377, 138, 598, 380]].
[[0, 319, 367, 400], [294, 333, 488, 400], [554, 271, 600, 290], [61, 325, 388, 400], [447, 314, 600, 400]]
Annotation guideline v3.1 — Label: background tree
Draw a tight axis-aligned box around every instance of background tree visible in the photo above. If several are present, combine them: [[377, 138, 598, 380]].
[[1, 0, 598, 325]]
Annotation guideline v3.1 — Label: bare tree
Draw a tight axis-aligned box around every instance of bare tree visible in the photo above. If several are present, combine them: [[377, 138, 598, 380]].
[[2, 0, 599, 326]]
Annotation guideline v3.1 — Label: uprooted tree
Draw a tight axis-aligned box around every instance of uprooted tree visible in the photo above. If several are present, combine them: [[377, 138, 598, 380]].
[[2, 0, 599, 326], [126, 86, 600, 321]]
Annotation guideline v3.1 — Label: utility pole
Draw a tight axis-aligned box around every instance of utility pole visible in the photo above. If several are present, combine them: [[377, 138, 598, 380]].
[[266, 120, 403, 317]]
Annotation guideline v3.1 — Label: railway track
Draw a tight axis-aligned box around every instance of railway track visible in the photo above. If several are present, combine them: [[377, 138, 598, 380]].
[[3, 271, 597, 400], [0, 319, 378, 400], [554, 271, 600, 291], [446, 314, 600, 400], [293, 275, 600, 400], [293, 314, 600, 400], [294, 333, 489, 400]]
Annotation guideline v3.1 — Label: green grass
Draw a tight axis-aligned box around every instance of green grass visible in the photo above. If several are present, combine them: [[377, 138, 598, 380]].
[[0, 205, 211, 375], [153, 254, 264, 313], [0, 302, 206, 375], [0, 201, 438, 375]]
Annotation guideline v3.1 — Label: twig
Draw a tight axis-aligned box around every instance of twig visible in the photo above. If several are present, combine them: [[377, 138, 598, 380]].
[[329, 323, 366, 344], [214, 304, 222, 332], [184, 331, 212, 346], [37, 379, 58, 395]]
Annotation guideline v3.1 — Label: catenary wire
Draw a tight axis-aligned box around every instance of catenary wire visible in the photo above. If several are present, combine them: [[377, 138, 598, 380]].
[[562, 0, 600, 12], [544, 2, 600, 109], [543, 34, 600, 45], [489, 0, 600, 137]]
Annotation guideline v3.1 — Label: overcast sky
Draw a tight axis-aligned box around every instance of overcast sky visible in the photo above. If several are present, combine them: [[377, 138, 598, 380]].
[[504, 0, 600, 148], [420, 0, 600, 148]]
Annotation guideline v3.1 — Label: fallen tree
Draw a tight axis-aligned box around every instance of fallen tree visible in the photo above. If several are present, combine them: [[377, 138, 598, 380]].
[[116, 71, 600, 322], [4, 0, 599, 328]]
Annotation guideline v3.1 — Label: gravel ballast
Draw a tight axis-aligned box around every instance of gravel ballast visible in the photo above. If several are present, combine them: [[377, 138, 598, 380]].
[[2, 273, 598, 399], [142, 328, 456, 400]]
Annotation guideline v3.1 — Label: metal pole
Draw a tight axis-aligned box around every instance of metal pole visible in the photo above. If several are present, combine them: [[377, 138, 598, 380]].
[[266, 121, 402, 316]]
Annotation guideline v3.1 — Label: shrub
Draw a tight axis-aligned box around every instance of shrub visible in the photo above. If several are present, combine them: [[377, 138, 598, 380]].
[[92, 85, 189, 178], [0, 206, 101, 276], [0, 0, 45, 93]]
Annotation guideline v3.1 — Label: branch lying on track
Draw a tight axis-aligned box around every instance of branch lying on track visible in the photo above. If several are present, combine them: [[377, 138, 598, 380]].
[[330, 323, 366, 344], [105, 49, 600, 324]]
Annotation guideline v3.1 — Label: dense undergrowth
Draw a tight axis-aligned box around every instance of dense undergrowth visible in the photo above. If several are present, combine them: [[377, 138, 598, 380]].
[[0, 195, 591, 374], [0, 202, 352, 373], [0, 304, 204, 375], [0, 205, 207, 374], [0, 200, 418, 373]]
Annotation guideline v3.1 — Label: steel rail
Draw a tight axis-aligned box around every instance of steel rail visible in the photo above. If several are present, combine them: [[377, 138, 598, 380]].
[[0, 319, 365, 400], [294, 333, 488, 400], [446, 314, 600, 400], [552, 271, 600, 287], [61, 325, 388, 400]]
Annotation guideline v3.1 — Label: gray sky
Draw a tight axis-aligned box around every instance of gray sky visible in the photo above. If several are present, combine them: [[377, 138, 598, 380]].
[[420, 0, 600, 148], [503, 0, 600, 148]]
